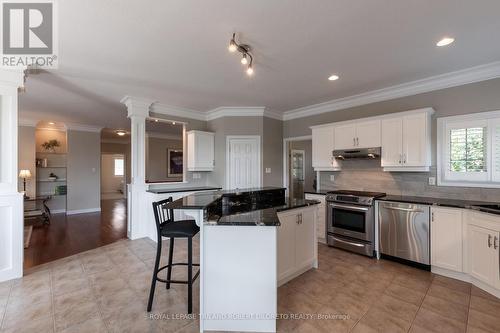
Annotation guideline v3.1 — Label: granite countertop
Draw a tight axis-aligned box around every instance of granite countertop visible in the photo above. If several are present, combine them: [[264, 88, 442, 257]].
[[304, 190, 329, 195], [147, 186, 222, 194], [377, 195, 499, 210], [207, 198, 320, 226]]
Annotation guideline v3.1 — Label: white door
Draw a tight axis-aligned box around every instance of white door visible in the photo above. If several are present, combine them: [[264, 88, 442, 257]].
[[468, 225, 497, 286], [381, 117, 403, 167], [295, 210, 315, 269], [402, 113, 427, 166], [227, 137, 260, 189], [277, 213, 296, 281], [431, 207, 463, 272], [334, 124, 356, 150], [356, 120, 381, 148], [311, 126, 335, 169]]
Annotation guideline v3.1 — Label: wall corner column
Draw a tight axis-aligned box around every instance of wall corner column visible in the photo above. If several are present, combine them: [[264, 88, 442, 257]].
[[0, 68, 25, 282], [120, 96, 154, 239]]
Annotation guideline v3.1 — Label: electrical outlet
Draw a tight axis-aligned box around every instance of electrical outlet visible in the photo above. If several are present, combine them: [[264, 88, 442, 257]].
[[428, 177, 436, 186], [330, 175, 335, 182], [265, 168, 271, 174]]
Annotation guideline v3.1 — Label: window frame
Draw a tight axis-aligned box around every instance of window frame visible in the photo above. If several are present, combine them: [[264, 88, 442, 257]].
[[437, 110, 500, 188], [114, 157, 124, 177]]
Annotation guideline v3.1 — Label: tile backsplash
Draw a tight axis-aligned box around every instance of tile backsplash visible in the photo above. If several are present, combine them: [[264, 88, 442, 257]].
[[319, 159, 500, 203]]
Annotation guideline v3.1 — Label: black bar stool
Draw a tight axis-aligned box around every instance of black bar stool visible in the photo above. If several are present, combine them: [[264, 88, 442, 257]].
[[147, 197, 200, 314]]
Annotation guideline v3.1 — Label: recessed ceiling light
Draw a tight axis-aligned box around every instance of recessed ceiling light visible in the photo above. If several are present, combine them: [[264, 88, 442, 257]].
[[328, 74, 339, 81], [116, 131, 126, 136], [436, 37, 455, 47], [48, 122, 55, 125]]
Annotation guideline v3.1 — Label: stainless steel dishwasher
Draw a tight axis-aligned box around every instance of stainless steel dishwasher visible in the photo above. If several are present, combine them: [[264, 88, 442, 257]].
[[378, 201, 430, 266]]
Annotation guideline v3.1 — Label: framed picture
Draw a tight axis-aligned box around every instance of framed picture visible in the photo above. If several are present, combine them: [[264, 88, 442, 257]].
[[167, 149, 183, 177]]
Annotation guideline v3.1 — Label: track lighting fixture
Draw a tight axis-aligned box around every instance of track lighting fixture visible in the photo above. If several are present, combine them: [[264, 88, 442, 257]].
[[228, 33, 254, 76]]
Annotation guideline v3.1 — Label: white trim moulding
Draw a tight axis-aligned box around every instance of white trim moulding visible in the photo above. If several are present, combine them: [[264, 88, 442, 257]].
[[283, 61, 500, 121]]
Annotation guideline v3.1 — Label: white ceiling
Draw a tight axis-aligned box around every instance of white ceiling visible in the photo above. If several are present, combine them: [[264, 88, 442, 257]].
[[19, 0, 500, 128]]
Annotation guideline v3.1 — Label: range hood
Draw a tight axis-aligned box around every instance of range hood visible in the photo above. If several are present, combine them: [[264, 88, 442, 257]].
[[332, 147, 381, 160]]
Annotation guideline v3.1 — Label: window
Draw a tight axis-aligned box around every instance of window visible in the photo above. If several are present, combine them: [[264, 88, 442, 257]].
[[438, 111, 500, 187], [114, 158, 124, 176]]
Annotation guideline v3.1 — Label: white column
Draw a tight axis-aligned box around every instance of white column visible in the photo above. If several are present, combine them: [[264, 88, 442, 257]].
[[0, 68, 25, 282], [120, 96, 154, 239]]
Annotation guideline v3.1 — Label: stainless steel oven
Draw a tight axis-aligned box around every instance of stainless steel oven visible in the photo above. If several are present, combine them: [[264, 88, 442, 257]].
[[326, 190, 385, 257]]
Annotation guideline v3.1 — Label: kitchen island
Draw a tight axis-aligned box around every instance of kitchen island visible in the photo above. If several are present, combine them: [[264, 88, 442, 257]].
[[165, 187, 319, 332]]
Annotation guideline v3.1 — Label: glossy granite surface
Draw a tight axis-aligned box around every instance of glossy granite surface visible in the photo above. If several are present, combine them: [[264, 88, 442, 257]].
[[165, 187, 319, 226], [207, 198, 320, 226], [146, 186, 222, 194]]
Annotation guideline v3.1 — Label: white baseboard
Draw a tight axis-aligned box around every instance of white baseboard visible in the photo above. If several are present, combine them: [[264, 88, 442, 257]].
[[66, 207, 101, 215], [51, 209, 66, 214]]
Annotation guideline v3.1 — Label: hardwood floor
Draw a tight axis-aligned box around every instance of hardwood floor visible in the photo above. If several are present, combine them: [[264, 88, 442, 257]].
[[23, 199, 127, 270]]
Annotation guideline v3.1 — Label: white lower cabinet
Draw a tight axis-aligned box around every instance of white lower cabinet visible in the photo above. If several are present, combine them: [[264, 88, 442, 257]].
[[277, 207, 317, 285], [467, 211, 500, 290], [430, 207, 463, 272], [304, 193, 326, 243]]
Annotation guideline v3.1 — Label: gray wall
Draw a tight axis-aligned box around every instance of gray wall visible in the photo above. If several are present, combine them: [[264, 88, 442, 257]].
[[18, 126, 36, 198], [67, 130, 101, 212], [263, 117, 283, 187], [284, 78, 500, 201], [146, 137, 183, 182], [206, 116, 283, 189]]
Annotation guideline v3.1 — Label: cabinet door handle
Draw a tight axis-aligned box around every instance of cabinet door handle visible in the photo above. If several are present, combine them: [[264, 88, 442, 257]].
[[398, 154, 402, 164], [356, 137, 359, 146], [403, 153, 406, 164], [494, 236, 498, 250], [431, 212, 434, 222], [353, 138, 356, 146], [488, 234, 492, 248]]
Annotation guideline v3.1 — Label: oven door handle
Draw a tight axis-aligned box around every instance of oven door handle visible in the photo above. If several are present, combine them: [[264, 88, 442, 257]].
[[381, 206, 424, 213], [329, 203, 369, 212], [332, 235, 365, 247]]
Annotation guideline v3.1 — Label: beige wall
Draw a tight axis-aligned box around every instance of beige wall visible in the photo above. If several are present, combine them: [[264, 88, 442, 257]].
[[101, 154, 125, 194], [101, 142, 131, 185], [146, 137, 183, 182], [18, 126, 36, 197], [67, 130, 101, 212], [284, 78, 500, 201]]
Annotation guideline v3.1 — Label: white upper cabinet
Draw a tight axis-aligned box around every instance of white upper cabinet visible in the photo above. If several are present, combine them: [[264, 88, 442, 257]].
[[311, 126, 340, 171], [334, 124, 356, 149], [334, 120, 381, 150], [187, 130, 215, 171], [381, 117, 403, 167], [381, 109, 432, 171], [356, 120, 382, 148]]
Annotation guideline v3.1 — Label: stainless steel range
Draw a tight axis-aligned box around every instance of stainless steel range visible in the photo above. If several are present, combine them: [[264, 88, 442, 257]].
[[326, 190, 386, 257]]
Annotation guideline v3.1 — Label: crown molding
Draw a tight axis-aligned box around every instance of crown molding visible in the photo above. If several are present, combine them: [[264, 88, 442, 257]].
[[151, 103, 205, 121], [18, 118, 38, 127], [66, 123, 103, 132], [146, 132, 183, 141], [283, 61, 500, 121], [206, 107, 267, 121]]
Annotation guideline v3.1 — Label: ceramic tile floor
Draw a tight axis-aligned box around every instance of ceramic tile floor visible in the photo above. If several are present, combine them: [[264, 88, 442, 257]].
[[1, 238, 499, 333]]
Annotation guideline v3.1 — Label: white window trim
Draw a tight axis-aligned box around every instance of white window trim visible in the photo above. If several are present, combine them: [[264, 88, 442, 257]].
[[437, 110, 500, 188], [114, 157, 125, 177]]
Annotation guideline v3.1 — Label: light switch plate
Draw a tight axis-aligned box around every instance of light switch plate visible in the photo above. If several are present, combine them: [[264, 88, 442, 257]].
[[330, 175, 335, 182], [428, 177, 436, 186], [265, 168, 271, 174]]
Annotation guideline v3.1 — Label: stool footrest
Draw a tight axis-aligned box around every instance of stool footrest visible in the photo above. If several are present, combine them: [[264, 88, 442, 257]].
[[154, 262, 200, 285]]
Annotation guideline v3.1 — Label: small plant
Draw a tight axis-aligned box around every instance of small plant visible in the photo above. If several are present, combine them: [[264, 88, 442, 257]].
[[41, 139, 60, 152]]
